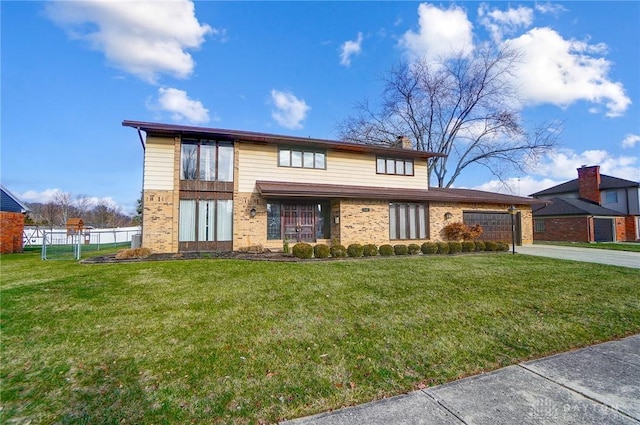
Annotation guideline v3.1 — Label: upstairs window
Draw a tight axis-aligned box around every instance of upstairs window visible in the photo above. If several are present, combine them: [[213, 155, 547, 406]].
[[181, 139, 234, 182], [377, 157, 414, 176], [604, 191, 618, 204], [278, 148, 326, 169]]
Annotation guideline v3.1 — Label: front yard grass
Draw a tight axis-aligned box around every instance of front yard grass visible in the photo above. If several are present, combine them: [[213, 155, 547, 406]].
[[1, 251, 639, 424]]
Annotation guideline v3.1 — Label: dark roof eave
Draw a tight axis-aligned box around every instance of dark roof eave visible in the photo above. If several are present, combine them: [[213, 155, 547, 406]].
[[255, 181, 540, 205], [122, 120, 446, 159]]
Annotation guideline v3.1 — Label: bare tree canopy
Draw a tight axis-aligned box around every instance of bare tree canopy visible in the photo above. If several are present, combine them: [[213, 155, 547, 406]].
[[338, 44, 560, 188]]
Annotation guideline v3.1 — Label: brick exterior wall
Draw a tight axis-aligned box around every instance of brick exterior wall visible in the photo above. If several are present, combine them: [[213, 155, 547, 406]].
[[142, 190, 178, 253], [615, 217, 626, 242], [0, 212, 25, 253], [577, 165, 601, 204], [534, 217, 592, 242], [624, 216, 639, 241]]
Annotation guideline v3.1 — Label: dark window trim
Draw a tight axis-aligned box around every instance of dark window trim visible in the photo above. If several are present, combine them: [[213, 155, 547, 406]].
[[180, 138, 234, 182], [389, 202, 429, 240], [277, 147, 327, 170], [376, 156, 414, 176]]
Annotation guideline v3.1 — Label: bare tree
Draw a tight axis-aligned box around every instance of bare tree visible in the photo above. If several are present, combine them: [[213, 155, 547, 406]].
[[338, 45, 559, 188], [53, 190, 74, 225], [41, 201, 59, 229], [75, 194, 93, 221]]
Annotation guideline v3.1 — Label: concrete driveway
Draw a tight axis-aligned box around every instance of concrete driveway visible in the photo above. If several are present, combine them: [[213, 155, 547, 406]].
[[515, 244, 640, 269]]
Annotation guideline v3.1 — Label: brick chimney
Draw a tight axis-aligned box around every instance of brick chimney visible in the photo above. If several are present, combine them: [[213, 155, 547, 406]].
[[396, 135, 412, 149], [577, 165, 601, 204]]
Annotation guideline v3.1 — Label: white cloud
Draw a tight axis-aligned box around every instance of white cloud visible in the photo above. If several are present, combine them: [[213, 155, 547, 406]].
[[270, 90, 310, 130], [340, 32, 363, 67], [530, 148, 638, 181], [46, 0, 213, 83], [152, 87, 210, 124], [622, 134, 640, 149], [400, 3, 474, 62], [505, 27, 631, 117], [478, 4, 533, 43], [18, 189, 118, 209], [535, 2, 568, 16], [472, 176, 561, 196]]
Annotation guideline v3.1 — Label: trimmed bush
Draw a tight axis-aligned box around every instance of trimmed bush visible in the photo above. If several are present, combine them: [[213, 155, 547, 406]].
[[436, 242, 450, 254], [115, 247, 152, 259], [421, 242, 438, 254], [394, 244, 409, 255], [408, 243, 421, 255], [330, 244, 347, 258], [379, 244, 394, 256], [484, 241, 498, 251], [496, 241, 510, 251], [462, 241, 475, 252], [347, 243, 364, 257], [292, 242, 313, 259], [448, 241, 462, 254], [474, 241, 486, 252], [363, 244, 378, 257], [313, 243, 330, 258]]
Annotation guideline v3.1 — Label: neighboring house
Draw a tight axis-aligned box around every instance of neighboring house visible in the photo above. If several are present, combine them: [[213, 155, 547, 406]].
[[123, 120, 540, 254], [1, 184, 30, 253], [531, 165, 640, 242]]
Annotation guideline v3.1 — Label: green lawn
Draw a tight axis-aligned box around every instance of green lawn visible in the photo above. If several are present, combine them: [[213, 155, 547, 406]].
[[2, 251, 639, 424], [535, 240, 640, 252]]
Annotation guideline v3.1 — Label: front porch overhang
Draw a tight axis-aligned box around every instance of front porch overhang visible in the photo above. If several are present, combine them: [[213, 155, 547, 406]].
[[255, 180, 542, 205]]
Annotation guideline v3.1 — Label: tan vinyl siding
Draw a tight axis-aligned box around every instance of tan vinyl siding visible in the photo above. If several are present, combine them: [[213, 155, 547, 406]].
[[144, 136, 175, 190], [237, 143, 429, 193]]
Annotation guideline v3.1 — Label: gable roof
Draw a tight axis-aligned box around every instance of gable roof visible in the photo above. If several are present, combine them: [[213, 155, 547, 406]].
[[256, 181, 542, 205], [531, 174, 639, 197], [1, 184, 30, 213], [122, 120, 446, 160], [532, 196, 625, 217]]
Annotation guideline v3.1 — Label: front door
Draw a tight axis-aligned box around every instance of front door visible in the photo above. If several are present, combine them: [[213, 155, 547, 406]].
[[283, 204, 315, 242]]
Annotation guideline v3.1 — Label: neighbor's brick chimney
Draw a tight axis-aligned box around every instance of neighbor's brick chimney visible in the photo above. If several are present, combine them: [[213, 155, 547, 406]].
[[577, 165, 601, 204]]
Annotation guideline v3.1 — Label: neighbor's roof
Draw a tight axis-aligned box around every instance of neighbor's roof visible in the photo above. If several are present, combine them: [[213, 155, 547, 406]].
[[256, 180, 542, 205], [531, 175, 639, 197], [532, 197, 625, 217], [0, 184, 30, 213], [122, 120, 446, 160]]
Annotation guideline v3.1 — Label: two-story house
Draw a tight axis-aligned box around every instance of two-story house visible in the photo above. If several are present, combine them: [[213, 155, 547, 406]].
[[123, 120, 539, 254], [531, 165, 640, 242]]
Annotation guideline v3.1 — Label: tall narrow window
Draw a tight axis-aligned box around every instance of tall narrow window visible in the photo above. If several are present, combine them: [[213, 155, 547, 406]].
[[218, 144, 234, 182], [216, 200, 233, 241], [181, 143, 198, 180], [389, 203, 429, 240], [198, 200, 215, 241], [199, 142, 216, 181], [179, 200, 196, 241]]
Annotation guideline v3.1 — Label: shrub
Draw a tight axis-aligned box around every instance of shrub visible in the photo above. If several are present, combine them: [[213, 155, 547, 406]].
[[292, 242, 313, 259], [448, 241, 462, 254], [330, 244, 347, 258], [496, 241, 510, 251], [462, 241, 476, 252], [443, 222, 484, 241], [283, 237, 290, 254], [347, 243, 364, 257], [394, 244, 408, 255], [115, 247, 152, 259], [379, 244, 394, 256], [436, 242, 450, 254], [484, 241, 498, 251], [421, 242, 438, 254], [408, 243, 421, 255], [313, 243, 330, 258], [474, 241, 486, 252], [363, 244, 378, 257]]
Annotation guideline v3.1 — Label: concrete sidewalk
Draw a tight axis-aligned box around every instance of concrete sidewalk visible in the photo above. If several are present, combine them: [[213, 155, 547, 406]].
[[515, 244, 640, 269], [283, 335, 640, 424]]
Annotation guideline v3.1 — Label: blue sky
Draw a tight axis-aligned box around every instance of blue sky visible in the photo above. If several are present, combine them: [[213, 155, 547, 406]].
[[2, 1, 639, 214]]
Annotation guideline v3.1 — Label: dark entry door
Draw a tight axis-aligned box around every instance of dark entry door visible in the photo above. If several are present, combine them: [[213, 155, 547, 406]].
[[594, 218, 614, 242], [283, 204, 315, 242]]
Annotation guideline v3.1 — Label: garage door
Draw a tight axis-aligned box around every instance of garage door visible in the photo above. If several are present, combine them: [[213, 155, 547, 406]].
[[463, 211, 521, 244], [594, 218, 614, 242]]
